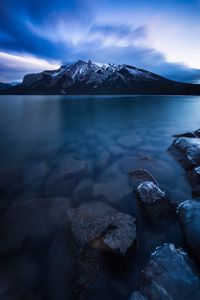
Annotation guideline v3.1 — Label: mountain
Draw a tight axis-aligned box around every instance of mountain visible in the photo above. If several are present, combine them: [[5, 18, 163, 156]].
[[2, 60, 200, 95], [0, 82, 12, 91]]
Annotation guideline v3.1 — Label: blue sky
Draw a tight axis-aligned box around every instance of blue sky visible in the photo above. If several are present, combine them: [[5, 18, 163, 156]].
[[0, 0, 200, 82]]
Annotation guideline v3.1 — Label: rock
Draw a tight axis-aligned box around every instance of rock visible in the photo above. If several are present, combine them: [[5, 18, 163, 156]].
[[173, 128, 200, 138], [65, 201, 136, 298], [45, 158, 86, 197], [169, 137, 200, 169], [194, 128, 200, 137], [19, 161, 50, 200], [0, 166, 21, 191], [137, 181, 175, 221], [132, 243, 200, 300], [169, 135, 200, 198], [0, 166, 23, 212], [95, 150, 111, 171], [118, 134, 141, 149], [119, 156, 138, 174], [22, 161, 49, 186], [173, 132, 196, 138], [186, 168, 200, 198], [0, 197, 71, 253], [72, 178, 93, 205], [130, 169, 175, 221], [137, 181, 165, 204], [177, 200, 200, 261], [93, 174, 132, 204], [108, 144, 125, 156], [129, 169, 157, 189]]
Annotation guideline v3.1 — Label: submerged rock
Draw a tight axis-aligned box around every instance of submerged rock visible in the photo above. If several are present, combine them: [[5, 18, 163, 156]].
[[169, 133, 200, 197], [177, 200, 200, 261], [93, 173, 132, 204], [130, 169, 175, 222], [45, 158, 86, 197], [117, 134, 141, 149], [131, 243, 200, 300], [130, 291, 147, 300], [0, 197, 71, 253], [129, 169, 157, 189], [72, 178, 94, 205], [65, 201, 136, 298]]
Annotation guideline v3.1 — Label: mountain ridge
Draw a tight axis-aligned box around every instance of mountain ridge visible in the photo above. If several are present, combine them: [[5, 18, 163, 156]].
[[2, 60, 200, 95]]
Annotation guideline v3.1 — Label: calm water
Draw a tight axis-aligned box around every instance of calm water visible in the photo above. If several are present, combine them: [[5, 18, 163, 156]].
[[0, 95, 200, 299]]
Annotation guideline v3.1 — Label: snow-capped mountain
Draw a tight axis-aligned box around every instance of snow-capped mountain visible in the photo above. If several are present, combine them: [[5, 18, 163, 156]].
[[2, 60, 200, 95]]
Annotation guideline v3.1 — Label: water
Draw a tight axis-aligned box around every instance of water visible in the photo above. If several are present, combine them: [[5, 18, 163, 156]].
[[0, 95, 200, 299]]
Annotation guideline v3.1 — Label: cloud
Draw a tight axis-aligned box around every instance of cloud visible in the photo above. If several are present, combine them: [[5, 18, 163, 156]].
[[0, 51, 60, 82], [0, 0, 200, 83], [88, 24, 147, 47]]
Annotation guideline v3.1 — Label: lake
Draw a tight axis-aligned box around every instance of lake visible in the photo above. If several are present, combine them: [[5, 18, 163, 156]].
[[0, 95, 200, 299]]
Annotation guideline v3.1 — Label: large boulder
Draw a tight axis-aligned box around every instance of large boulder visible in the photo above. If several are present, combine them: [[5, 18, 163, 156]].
[[169, 134, 200, 197], [130, 169, 175, 222], [65, 201, 136, 298], [131, 243, 200, 300], [177, 200, 200, 261]]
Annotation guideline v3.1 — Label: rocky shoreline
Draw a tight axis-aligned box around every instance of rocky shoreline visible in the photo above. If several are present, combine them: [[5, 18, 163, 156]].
[[64, 128, 200, 299], [1, 128, 200, 299]]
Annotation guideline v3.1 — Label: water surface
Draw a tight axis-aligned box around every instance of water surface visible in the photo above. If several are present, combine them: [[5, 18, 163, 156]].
[[0, 95, 200, 299]]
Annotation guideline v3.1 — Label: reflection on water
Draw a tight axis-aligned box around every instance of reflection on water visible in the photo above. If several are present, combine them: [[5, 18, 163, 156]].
[[0, 95, 200, 299]]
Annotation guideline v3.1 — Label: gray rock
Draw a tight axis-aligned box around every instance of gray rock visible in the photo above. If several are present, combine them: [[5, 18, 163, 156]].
[[132, 243, 200, 300], [137, 181, 175, 221], [169, 135, 200, 197], [131, 169, 175, 221], [137, 181, 165, 205], [177, 200, 200, 261], [169, 137, 200, 168], [65, 201, 136, 298], [45, 158, 86, 197]]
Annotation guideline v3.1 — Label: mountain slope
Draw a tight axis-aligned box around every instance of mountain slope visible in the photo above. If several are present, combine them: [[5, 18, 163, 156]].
[[2, 60, 200, 95], [0, 82, 12, 91]]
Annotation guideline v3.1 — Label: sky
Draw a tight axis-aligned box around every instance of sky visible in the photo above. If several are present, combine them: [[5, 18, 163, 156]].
[[0, 0, 200, 83]]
